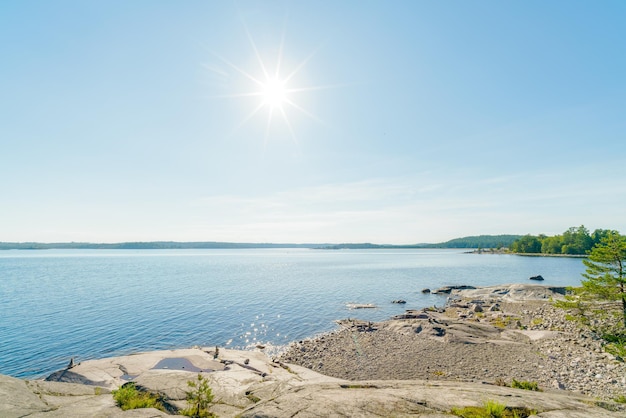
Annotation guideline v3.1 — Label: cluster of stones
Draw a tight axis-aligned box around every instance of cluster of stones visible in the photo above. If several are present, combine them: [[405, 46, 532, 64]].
[[440, 297, 626, 400], [525, 304, 626, 400], [280, 286, 626, 403]]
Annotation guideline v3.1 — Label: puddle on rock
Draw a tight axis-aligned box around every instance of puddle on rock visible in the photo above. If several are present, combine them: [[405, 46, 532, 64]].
[[151, 358, 214, 372]]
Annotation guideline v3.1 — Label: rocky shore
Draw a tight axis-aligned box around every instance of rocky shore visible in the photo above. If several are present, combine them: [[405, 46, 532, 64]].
[[279, 284, 626, 402], [2, 284, 625, 417]]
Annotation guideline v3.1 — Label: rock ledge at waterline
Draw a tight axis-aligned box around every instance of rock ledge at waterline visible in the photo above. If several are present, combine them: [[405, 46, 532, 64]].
[[1, 284, 625, 417]]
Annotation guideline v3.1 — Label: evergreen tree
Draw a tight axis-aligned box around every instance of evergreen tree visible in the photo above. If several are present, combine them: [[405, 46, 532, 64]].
[[582, 232, 626, 327], [182, 374, 215, 418]]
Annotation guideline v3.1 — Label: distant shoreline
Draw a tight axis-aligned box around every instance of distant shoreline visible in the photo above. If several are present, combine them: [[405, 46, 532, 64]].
[[0, 234, 523, 251], [1, 243, 589, 259], [0, 243, 484, 251], [0, 243, 435, 250], [468, 248, 588, 258], [514, 252, 587, 258]]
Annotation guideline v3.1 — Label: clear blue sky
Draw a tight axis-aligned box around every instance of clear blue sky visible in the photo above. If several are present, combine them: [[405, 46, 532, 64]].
[[2, 1, 625, 244]]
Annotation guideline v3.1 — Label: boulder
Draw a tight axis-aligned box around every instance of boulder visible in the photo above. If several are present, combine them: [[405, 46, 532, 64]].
[[470, 304, 483, 313], [452, 284, 566, 302], [529, 275, 545, 281], [432, 285, 476, 294], [392, 310, 429, 320]]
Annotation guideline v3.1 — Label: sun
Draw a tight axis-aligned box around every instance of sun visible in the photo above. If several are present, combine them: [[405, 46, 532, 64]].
[[261, 78, 288, 109], [206, 19, 333, 145]]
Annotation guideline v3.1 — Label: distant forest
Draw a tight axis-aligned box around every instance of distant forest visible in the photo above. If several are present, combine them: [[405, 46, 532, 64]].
[[0, 235, 522, 250], [433, 234, 521, 249], [319, 235, 521, 249], [509, 225, 613, 255], [0, 241, 318, 250]]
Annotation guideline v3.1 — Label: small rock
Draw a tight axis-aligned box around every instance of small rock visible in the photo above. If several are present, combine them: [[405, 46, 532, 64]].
[[488, 304, 501, 312], [421, 288, 431, 293]]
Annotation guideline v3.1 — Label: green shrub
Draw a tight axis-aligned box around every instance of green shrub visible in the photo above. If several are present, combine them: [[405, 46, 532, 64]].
[[450, 405, 489, 418], [112, 383, 163, 411], [450, 400, 537, 418], [511, 379, 540, 391], [614, 395, 626, 404], [181, 374, 215, 418], [602, 333, 626, 358], [450, 400, 506, 418], [483, 399, 506, 417], [605, 342, 626, 358], [490, 316, 522, 329]]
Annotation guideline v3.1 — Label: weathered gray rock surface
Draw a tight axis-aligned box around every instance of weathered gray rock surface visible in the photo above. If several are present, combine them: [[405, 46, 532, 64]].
[[450, 283, 566, 301], [240, 380, 625, 418], [2, 345, 624, 417]]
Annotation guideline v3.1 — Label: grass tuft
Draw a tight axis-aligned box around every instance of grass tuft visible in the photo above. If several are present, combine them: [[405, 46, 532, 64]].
[[112, 383, 164, 411], [510, 379, 540, 391], [450, 399, 537, 418]]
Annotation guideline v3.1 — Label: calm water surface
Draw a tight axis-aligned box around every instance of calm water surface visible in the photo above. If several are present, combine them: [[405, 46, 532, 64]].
[[0, 249, 586, 378]]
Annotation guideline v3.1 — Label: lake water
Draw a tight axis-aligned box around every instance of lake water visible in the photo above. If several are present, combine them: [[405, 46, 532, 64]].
[[0, 248, 586, 379]]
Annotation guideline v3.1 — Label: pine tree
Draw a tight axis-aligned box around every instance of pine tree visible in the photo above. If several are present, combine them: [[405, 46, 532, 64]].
[[182, 374, 214, 418], [581, 231, 626, 327]]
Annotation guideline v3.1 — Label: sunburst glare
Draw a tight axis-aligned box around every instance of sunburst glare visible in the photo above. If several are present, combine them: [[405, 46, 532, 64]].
[[205, 18, 334, 147]]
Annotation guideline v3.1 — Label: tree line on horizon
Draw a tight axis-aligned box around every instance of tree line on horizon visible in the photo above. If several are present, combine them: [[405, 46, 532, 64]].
[[435, 234, 521, 249], [509, 225, 616, 255], [0, 235, 523, 250], [0, 241, 319, 250]]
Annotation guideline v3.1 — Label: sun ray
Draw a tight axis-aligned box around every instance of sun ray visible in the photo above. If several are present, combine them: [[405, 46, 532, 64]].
[[284, 99, 326, 126], [275, 15, 288, 79], [241, 18, 270, 81], [279, 106, 298, 145], [211, 51, 264, 87], [283, 41, 326, 84], [210, 91, 265, 99], [286, 82, 358, 93], [201, 63, 229, 78], [263, 106, 275, 151], [227, 101, 266, 139]]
